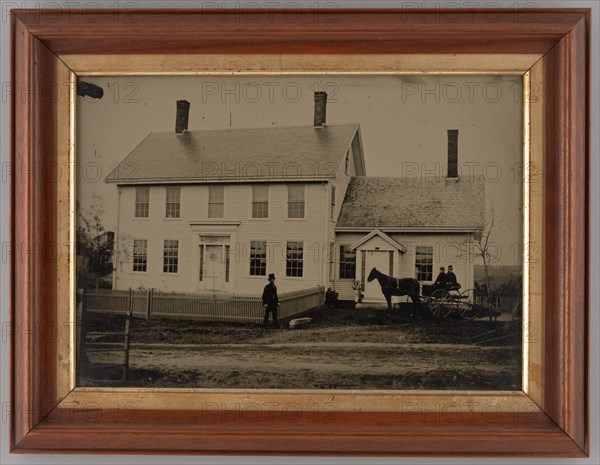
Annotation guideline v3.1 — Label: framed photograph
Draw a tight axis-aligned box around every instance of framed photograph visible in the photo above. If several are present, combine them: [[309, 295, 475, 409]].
[[10, 8, 589, 456]]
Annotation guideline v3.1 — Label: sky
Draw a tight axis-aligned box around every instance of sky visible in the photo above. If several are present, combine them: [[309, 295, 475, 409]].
[[77, 74, 523, 266]]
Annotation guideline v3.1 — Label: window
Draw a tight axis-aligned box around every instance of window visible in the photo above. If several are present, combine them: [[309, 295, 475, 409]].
[[389, 251, 394, 277], [163, 240, 179, 273], [208, 185, 224, 218], [287, 184, 305, 218], [330, 186, 336, 220], [135, 187, 149, 218], [415, 246, 434, 282], [165, 187, 180, 218], [286, 241, 303, 277], [339, 245, 356, 279], [132, 239, 147, 272], [252, 185, 269, 218], [249, 241, 267, 276]]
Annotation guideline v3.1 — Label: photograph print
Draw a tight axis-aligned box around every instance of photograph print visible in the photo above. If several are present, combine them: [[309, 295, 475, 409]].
[[76, 74, 524, 390]]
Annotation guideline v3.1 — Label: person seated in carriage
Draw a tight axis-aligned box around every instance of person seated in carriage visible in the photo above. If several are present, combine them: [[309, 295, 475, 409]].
[[433, 266, 447, 291], [445, 265, 461, 291]]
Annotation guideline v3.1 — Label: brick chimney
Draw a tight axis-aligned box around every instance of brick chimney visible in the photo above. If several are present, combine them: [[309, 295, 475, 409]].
[[175, 100, 190, 134], [314, 91, 327, 128], [447, 129, 459, 179]]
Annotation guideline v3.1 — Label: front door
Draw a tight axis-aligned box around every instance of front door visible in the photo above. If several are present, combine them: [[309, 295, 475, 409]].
[[200, 244, 226, 291], [364, 250, 391, 302]]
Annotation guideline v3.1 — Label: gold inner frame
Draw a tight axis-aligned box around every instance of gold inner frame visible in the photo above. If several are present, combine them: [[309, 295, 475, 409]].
[[56, 54, 544, 414]]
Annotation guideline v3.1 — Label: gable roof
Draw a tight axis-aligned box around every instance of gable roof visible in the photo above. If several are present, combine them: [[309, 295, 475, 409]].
[[105, 124, 360, 184], [349, 229, 407, 253], [336, 176, 485, 232]]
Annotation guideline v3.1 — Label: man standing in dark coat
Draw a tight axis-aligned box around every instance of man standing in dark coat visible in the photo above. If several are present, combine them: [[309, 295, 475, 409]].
[[262, 273, 279, 328]]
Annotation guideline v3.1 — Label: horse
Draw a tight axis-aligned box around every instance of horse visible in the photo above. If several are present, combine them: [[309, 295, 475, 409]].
[[366, 267, 421, 311]]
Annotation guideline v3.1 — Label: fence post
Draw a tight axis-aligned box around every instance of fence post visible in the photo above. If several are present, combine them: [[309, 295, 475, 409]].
[[145, 288, 152, 320]]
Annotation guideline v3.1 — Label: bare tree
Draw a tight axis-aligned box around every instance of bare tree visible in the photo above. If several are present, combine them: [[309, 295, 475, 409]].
[[473, 209, 501, 295]]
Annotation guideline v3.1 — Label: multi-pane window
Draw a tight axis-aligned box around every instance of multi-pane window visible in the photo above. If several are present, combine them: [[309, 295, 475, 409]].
[[287, 184, 305, 218], [132, 239, 148, 272], [330, 186, 336, 219], [339, 245, 356, 279], [135, 187, 149, 218], [208, 185, 224, 218], [389, 251, 394, 277], [252, 185, 269, 218], [163, 240, 179, 273], [249, 241, 267, 276], [415, 246, 434, 282], [286, 241, 303, 277], [165, 187, 181, 218]]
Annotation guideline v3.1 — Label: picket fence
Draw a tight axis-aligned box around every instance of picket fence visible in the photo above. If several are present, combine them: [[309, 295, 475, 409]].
[[83, 286, 325, 323]]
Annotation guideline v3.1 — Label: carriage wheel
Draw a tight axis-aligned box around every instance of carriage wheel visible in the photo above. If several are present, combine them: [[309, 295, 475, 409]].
[[457, 289, 480, 319], [429, 289, 453, 318]]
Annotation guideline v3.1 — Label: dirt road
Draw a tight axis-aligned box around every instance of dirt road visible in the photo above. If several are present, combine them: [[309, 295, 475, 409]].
[[83, 307, 522, 390]]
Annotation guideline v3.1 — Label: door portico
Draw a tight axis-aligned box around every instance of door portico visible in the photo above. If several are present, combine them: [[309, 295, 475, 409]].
[[190, 222, 239, 293], [350, 229, 406, 303]]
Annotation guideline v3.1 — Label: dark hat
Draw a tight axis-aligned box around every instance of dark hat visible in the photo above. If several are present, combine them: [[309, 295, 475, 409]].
[[268, 273, 276, 280], [448, 265, 453, 270], [439, 266, 445, 271]]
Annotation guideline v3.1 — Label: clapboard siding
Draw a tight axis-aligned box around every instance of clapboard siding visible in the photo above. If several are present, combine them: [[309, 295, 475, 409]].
[[114, 182, 330, 294], [232, 182, 327, 294], [114, 186, 194, 292]]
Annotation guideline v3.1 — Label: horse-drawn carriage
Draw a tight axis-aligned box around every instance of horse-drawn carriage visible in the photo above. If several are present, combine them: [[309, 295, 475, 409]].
[[366, 267, 482, 319], [420, 285, 481, 319]]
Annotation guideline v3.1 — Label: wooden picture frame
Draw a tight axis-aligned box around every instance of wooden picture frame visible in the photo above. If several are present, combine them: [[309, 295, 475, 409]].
[[10, 8, 589, 456]]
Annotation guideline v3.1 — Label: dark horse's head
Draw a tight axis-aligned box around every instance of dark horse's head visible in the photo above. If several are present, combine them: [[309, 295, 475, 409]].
[[367, 267, 379, 282]]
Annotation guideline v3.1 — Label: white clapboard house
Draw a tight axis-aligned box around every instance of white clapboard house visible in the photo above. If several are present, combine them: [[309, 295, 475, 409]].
[[105, 93, 485, 304]]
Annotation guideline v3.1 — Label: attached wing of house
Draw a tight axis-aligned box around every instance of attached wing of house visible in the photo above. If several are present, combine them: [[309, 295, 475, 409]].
[[333, 176, 486, 303]]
